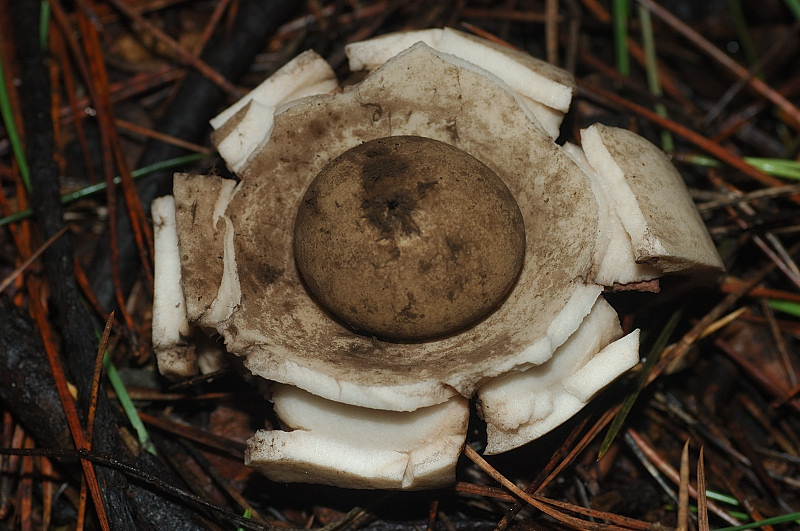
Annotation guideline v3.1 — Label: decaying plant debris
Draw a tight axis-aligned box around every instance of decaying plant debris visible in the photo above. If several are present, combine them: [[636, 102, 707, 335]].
[[2, 0, 800, 529]]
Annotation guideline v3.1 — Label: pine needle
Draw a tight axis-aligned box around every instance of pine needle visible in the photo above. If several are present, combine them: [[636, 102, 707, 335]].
[[697, 447, 710, 531], [598, 309, 682, 459], [0, 153, 210, 227]]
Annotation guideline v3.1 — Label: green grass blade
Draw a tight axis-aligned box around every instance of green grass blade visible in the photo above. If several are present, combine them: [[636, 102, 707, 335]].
[[768, 299, 800, 318], [714, 511, 800, 530], [236, 508, 253, 531], [638, 3, 674, 152], [613, 0, 631, 76], [103, 353, 158, 456], [706, 490, 741, 506], [784, 0, 800, 19], [727, 0, 758, 67], [0, 152, 211, 227], [0, 50, 33, 193], [40, 0, 50, 51], [681, 154, 800, 180], [598, 309, 683, 458], [745, 157, 800, 179]]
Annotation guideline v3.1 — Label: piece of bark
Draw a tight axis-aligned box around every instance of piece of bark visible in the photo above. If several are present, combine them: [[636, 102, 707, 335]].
[[0, 297, 211, 529]]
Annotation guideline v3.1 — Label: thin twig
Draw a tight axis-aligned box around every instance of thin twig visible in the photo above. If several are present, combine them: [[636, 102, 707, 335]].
[[696, 183, 800, 212], [101, 0, 243, 98], [636, 0, 800, 129], [545, 0, 558, 65], [496, 413, 608, 530], [77, 1, 155, 288], [626, 429, 742, 526], [760, 299, 798, 388], [115, 119, 212, 154], [29, 294, 110, 530], [652, 243, 800, 382], [577, 79, 786, 190], [704, 19, 800, 124], [464, 446, 652, 530], [0, 446, 270, 530]]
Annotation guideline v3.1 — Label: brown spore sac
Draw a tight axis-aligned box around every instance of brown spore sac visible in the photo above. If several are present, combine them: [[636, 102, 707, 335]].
[[294, 135, 525, 341]]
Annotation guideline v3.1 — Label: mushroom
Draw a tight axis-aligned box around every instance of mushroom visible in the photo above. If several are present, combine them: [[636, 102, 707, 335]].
[[152, 28, 723, 490]]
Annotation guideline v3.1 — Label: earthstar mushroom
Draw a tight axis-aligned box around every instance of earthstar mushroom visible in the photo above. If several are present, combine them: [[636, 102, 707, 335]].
[[151, 28, 723, 489]]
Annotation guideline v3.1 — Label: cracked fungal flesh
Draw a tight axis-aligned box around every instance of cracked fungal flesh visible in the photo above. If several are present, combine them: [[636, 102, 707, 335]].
[[152, 28, 724, 490]]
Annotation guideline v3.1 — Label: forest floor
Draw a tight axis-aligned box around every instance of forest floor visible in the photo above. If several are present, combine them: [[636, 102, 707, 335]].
[[2, 0, 800, 529]]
